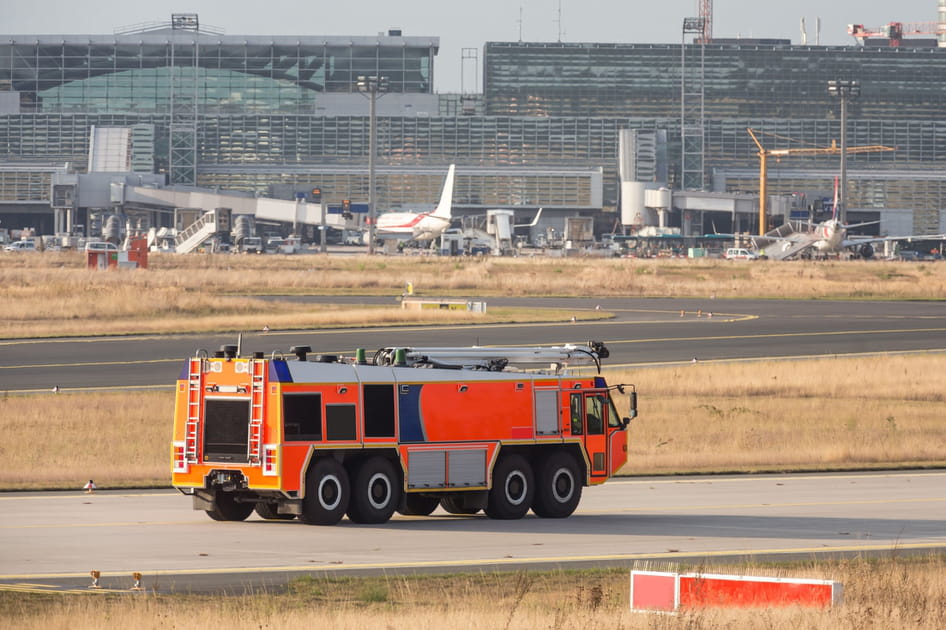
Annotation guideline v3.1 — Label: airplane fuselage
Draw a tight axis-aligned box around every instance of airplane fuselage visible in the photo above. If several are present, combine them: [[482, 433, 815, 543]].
[[375, 212, 451, 241], [812, 220, 846, 252]]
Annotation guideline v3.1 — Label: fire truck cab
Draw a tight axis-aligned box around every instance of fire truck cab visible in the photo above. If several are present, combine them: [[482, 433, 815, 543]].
[[171, 341, 636, 525]]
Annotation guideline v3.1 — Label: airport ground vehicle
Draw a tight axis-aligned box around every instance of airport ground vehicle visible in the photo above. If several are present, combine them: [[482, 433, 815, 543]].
[[4, 239, 37, 252], [724, 247, 759, 260], [171, 341, 636, 525]]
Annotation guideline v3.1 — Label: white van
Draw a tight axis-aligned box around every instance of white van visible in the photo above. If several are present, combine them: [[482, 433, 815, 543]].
[[84, 241, 119, 253], [725, 247, 758, 260]]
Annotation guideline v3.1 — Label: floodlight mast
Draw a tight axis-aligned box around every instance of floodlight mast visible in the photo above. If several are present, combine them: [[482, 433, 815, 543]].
[[357, 75, 388, 254]]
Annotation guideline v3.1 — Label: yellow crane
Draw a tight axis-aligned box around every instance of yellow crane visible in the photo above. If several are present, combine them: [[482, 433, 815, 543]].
[[747, 128, 895, 235]]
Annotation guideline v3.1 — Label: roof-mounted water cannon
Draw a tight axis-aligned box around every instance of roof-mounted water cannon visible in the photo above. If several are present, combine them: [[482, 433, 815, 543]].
[[290, 345, 312, 361]]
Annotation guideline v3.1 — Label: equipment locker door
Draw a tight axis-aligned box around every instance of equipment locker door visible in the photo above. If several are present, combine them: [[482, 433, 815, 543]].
[[582, 393, 609, 479]]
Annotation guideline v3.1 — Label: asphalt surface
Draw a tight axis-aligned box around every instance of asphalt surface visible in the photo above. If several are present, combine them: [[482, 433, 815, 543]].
[[3, 297, 946, 393], [2, 471, 944, 594], [1, 297, 944, 594]]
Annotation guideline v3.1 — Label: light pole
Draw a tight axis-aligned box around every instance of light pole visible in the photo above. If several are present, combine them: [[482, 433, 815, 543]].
[[357, 75, 388, 254], [828, 80, 860, 224]]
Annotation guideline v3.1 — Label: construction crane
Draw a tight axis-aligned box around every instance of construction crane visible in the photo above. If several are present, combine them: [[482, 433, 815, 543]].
[[747, 128, 895, 235], [698, 0, 713, 43], [848, 22, 946, 46]]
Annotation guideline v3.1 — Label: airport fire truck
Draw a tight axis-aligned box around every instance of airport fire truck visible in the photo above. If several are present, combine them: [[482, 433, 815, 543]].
[[171, 340, 636, 525]]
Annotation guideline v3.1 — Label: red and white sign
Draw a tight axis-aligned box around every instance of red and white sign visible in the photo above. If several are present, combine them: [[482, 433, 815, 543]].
[[631, 570, 843, 612]]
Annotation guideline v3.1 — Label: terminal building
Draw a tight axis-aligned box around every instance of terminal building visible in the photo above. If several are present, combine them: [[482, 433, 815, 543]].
[[2, 14, 946, 240]]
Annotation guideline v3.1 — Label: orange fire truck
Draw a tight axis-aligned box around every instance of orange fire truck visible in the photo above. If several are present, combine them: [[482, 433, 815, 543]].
[[171, 341, 636, 525]]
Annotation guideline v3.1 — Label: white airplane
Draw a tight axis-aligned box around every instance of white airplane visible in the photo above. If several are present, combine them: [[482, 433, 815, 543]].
[[755, 215, 945, 260], [753, 180, 945, 259], [373, 164, 455, 242]]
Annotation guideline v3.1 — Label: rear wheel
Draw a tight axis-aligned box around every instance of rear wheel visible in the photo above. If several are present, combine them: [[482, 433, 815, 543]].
[[205, 491, 255, 522], [398, 494, 441, 516], [347, 457, 401, 524], [255, 501, 295, 520], [440, 495, 480, 515], [301, 459, 350, 525], [485, 454, 534, 520], [532, 451, 582, 518]]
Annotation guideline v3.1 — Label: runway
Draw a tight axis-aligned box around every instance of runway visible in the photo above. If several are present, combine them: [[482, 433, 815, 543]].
[[3, 297, 946, 393], [2, 471, 944, 593], [1, 297, 944, 593]]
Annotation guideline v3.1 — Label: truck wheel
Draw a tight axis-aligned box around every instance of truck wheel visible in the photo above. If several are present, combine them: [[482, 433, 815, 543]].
[[301, 459, 350, 525], [346, 457, 401, 524], [398, 494, 440, 516], [255, 501, 295, 520], [440, 495, 480, 515], [485, 454, 534, 520], [205, 491, 254, 521], [532, 451, 582, 518]]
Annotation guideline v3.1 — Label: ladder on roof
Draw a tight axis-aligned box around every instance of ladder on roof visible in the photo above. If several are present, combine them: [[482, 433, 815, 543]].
[[183, 356, 203, 462], [247, 358, 266, 464], [374, 341, 609, 373]]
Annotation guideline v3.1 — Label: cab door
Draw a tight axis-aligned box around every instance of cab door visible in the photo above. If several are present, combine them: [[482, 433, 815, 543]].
[[582, 393, 609, 480]]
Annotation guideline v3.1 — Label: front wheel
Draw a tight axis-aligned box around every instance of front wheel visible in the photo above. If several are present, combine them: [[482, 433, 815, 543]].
[[205, 491, 255, 522], [532, 451, 582, 518], [346, 457, 401, 524], [301, 459, 350, 525], [485, 454, 534, 520]]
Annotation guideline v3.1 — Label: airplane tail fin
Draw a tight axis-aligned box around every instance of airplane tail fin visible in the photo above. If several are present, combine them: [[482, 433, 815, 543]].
[[830, 175, 839, 221], [432, 164, 455, 220]]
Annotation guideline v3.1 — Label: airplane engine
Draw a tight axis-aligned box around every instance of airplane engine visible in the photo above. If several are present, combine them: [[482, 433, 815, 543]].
[[859, 243, 874, 259]]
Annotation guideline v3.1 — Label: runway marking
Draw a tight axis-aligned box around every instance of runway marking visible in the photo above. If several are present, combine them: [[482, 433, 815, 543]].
[[0, 358, 179, 370], [609, 326, 946, 346], [0, 491, 178, 501], [2, 542, 944, 581]]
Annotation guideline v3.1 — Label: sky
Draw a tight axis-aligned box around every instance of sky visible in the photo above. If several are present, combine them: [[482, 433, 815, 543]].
[[6, 0, 939, 92]]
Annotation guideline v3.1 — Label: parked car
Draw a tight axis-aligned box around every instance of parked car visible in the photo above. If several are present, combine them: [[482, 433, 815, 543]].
[[4, 240, 37, 252]]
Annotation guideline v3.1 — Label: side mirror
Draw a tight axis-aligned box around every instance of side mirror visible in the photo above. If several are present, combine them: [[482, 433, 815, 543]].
[[622, 416, 632, 428]]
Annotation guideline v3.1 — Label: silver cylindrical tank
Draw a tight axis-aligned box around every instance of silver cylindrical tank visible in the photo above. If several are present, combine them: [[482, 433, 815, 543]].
[[621, 181, 659, 227]]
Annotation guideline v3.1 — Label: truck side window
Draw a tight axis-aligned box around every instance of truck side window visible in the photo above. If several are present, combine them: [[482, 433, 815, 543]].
[[586, 395, 604, 435], [570, 393, 583, 435]]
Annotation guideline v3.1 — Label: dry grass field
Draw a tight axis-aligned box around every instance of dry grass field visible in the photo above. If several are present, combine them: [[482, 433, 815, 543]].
[[2, 353, 943, 490], [3, 555, 945, 629], [2, 252, 945, 338], [3, 252, 944, 624]]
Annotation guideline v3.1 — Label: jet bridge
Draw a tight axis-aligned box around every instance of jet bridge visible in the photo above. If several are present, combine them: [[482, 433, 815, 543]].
[[122, 184, 347, 252]]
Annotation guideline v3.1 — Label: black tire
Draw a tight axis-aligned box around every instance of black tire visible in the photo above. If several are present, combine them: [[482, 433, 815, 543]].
[[255, 501, 295, 520], [440, 495, 480, 515], [398, 494, 441, 516], [532, 451, 583, 518], [346, 457, 402, 524], [205, 491, 255, 522], [485, 454, 534, 520], [300, 459, 350, 525]]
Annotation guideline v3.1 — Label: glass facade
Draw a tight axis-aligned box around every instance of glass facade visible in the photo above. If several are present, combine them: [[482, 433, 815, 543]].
[[483, 42, 946, 120], [1, 31, 438, 114], [2, 32, 946, 228]]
